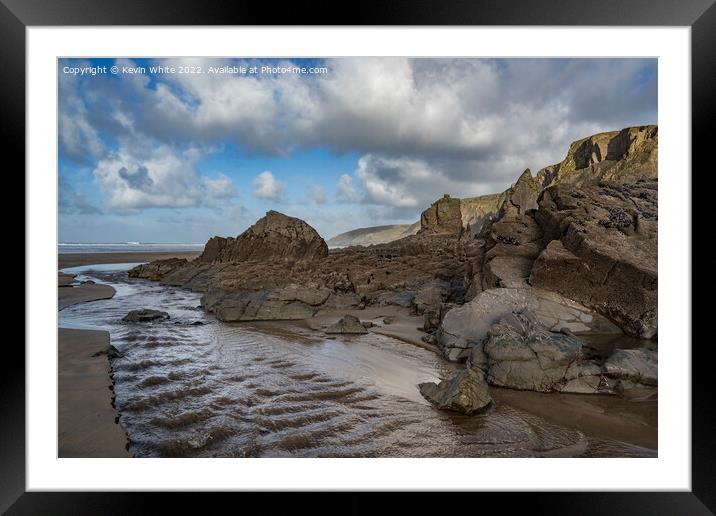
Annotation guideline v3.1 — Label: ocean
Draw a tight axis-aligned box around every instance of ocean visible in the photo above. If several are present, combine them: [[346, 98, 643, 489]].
[[58, 242, 205, 254]]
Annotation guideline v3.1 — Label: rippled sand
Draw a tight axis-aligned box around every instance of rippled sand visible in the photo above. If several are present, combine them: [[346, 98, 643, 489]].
[[59, 265, 657, 458]]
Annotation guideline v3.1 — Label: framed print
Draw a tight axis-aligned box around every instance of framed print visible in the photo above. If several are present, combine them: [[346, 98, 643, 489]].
[[5, 0, 714, 512]]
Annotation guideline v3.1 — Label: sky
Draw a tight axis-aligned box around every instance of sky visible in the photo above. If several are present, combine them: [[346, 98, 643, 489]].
[[58, 57, 657, 243]]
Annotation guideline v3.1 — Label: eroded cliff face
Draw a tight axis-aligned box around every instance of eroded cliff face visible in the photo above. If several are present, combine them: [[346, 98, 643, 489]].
[[458, 126, 658, 343], [535, 125, 657, 187]]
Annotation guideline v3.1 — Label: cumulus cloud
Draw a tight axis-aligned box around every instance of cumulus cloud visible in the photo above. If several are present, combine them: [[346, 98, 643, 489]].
[[93, 144, 205, 211], [252, 171, 285, 201], [203, 173, 238, 200]]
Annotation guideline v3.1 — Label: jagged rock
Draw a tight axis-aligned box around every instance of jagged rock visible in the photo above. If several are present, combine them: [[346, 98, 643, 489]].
[[418, 194, 463, 237], [472, 310, 608, 393], [536, 125, 657, 188], [122, 309, 170, 322], [502, 169, 541, 217], [325, 315, 369, 334], [436, 287, 620, 362], [603, 348, 657, 387], [197, 210, 328, 263], [419, 368, 493, 415], [531, 180, 657, 338], [128, 258, 188, 281]]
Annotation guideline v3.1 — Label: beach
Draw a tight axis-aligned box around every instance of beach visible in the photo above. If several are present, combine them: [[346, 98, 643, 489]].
[[58, 327, 129, 457], [59, 251, 201, 269], [59, 269, 129, 457]]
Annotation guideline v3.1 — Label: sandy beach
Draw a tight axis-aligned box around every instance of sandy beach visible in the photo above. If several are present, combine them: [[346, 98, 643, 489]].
[[59, 251, 201, 269], [58, 269, 129, 457], [58, 328, 129, 457]]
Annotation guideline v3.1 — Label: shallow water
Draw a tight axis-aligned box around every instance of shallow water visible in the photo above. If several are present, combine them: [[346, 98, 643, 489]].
[[59, 264, 656, 458]]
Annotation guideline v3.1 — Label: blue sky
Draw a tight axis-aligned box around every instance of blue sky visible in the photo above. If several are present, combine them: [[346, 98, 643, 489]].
[[58, 57, 657, 243]]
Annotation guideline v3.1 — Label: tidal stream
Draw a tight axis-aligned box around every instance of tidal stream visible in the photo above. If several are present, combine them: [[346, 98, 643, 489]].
[[59, 264, 656, 458]]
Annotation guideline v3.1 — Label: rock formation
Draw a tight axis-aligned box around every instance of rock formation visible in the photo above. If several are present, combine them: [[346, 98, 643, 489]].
[[122, 309, 170, 322], [460, 126, 658, 338], [436, 287, 620, 361], [325, 314, 369, 334], [419, 368, 493, 415], [418, 194, 464, 237], [197, 210, 328, 264], [470, 310, 609, 394], [535, 125, 657, 187]]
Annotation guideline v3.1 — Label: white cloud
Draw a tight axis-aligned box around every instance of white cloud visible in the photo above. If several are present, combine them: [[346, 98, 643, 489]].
[[309, 185, 327, 204], [252, 171, 285, 201], [93, 144, 204, 211], [335, 174, 362, 203], [203, 173, 238, 200]]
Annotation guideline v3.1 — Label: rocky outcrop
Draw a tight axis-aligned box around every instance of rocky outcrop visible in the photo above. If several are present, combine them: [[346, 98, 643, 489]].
[[197, 210, 328, 263], [419, 368, 493, 415], [201, 286, 328, 322], [128, 258, 189, 281], [418, 194, 463, 237], [470, 311, 608, 394], [530, 180, 657, 338], [122, 309, 170, 322], [536, 125, 658, 187], [436, 287, 620, 362], [325, 315, 369, 334], [461, 126, 658, 338]]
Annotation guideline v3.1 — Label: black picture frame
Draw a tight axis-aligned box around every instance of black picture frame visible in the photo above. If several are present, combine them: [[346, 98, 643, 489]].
[[5, 0, 713, 513]]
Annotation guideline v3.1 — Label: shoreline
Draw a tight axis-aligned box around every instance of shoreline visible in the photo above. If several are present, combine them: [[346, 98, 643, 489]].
[[58, 328, 130, 457], [58, 268, 129, 457], [59, 251, 201, 269]]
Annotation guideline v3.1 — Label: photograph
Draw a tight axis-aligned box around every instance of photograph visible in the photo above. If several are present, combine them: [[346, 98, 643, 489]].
[[56, 56, 658, 459]]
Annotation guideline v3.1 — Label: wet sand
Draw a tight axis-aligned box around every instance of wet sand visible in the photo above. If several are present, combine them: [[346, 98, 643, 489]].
[[58, 270, 128, 457], [58, 328, 129, 457], [58, 276, 116, 310], [311, 305, 441, 354], [58, 251, 201, 269]]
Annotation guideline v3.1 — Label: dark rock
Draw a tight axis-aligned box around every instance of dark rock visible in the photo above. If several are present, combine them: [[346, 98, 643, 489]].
[[325, 315, 369, 334], [122, 309, 170, 323], [197, 210, 328, 264], [419, 368, 493, 415], [418, 194, 463, 237]]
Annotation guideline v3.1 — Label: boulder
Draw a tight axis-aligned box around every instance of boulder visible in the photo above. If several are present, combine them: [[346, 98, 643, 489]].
[[196, 210, 328, 263], [418, 194, 463, 237], [474, 310, 608, 394], [603, 348, 658, 387], [122, 309, 170, 322], [436, 287, 620, 361], [419, 368, 493, 415], [325, 315, 369, 334]]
